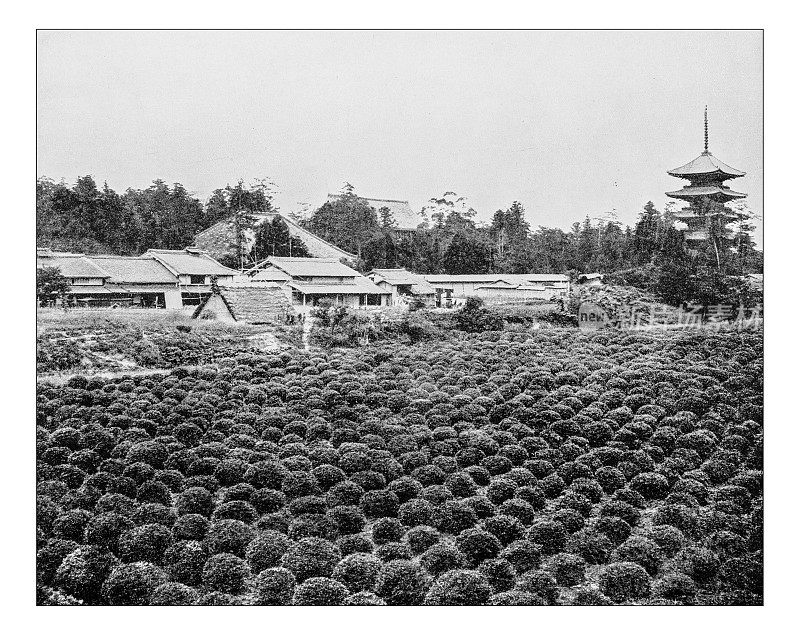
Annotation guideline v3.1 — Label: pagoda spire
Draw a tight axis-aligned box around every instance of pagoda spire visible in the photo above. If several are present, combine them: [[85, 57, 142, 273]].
[[704, 105, 709, 154]]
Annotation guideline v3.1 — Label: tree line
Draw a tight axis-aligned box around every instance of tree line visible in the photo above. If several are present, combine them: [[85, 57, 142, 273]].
[[37, 176, 762, 287], [306, 188, 762, 278]]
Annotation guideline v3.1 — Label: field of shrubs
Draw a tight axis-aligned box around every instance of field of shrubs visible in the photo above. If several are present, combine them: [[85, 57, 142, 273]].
[[36, 326, 763, 605], [36, 309, 301, 375]]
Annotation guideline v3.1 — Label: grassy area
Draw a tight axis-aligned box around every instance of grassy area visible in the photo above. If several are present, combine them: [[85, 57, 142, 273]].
[[36, 307, 301, 376]]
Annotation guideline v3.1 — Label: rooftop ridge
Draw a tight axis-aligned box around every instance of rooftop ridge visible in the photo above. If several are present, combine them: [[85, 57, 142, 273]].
[[327, 194, 410, 204]]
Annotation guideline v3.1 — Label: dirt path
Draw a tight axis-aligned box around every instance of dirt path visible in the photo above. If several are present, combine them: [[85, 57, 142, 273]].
[[302, 315, 314, 350]]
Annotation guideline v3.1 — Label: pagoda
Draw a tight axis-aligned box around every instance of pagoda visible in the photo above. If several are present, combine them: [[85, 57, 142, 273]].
[[666, 107, 747, 249]]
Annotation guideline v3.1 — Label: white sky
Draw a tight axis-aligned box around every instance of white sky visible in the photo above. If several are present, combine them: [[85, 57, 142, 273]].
[[37, 30, 762, 240]]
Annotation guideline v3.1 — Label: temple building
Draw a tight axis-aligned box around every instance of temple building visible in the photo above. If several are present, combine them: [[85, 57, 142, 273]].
[[666, 107, 747, 249]]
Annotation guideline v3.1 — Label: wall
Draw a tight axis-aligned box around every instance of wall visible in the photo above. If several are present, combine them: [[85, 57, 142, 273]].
[[164, 289, 183, 310]]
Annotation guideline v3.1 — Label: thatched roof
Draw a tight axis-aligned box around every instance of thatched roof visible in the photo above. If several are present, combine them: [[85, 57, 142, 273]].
[[193, 284, 290, 324]]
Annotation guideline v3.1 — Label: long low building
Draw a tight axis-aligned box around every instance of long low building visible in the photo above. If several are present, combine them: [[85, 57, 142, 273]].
[[248, 256, 391, 308], [37, 247, 237, 309], [37, 248, 183, 309], [423, 273, 570, 306], [366, 268, 436, 306]]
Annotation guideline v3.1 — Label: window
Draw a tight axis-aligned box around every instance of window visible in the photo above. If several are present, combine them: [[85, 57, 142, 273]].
[[189, 275, 206, 285]]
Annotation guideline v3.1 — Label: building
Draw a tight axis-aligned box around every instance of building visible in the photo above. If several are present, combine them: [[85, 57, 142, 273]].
[[257, 256, 391, 308], [366, 268, 436, 306], [325, 194, 423, 236], [424, 273, 570, 307], [89, 255, 183, 309], [193, 283, 291, 324], [36, 248, 182, 308], [666, 108, 747, 249], [143, 248, 238, 305], [194, 211, 357, 263]]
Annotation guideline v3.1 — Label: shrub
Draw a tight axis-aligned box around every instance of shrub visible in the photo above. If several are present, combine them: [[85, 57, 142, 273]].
[[254, 567, 296, 605], [102, 562, 167, 605], [647, 525, 686, 557], [653, 573, 697, 603], [480, 514, 525, 546], [281, 537, 342, 582], [163, 540, 209, 586], [592, 516, 632, 546], [245, 530, 292, 574], [547, 553, 587, 586], [455, 528, 502, 566], [332, 553, 382, 592], [172, 514, 209, 541], [375, 541, 413, 562], [404, 525, 441, 555], [487, 590, 547, 605], [149, 582, 199, 605], [567, 587, 613, 606], [477, 558, 516, 592], [37, 539, 79, 585], [499, 539, 540, 573], [360, 489, 400, 518], [343, 591, 387, 605], [420, 542, 466, 576], [372, 517, 404, 544], [629, 472, 670, 500], [672, 546, 720, 584], [176, 487, 214, 517], [527, 519, 567, 555], [424, 569, 493, 605], [52, 509, 93, 542], [337, 534, 374, 556], [204, 519, 255, 557], [613, 536, 664, 575], [202, 553, 249, 594], [597, 562, 651, 602], [517, 570, 559, 604], [375, 560, 431, 606], [85, 512, 135, 552], [118, 523, 174, 564], [292, 577, 349, 605]]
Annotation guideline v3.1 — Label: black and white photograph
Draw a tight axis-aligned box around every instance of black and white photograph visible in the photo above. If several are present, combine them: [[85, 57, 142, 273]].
[[18, 16, 787, 624]]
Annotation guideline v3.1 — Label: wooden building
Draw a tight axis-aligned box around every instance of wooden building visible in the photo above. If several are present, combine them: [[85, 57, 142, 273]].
[[256, 257, 391, 308], [143, 248, 238, 305], [423, 273, 570, 307], [366, 268, 436, 306], [36, 248, 182, 309]]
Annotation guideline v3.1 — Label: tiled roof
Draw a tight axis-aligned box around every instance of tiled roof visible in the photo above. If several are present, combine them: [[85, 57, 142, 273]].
[[268, 257, 361, 278], [251, 267, 292, 282], [668, 152, 745, 178], [665, 185, 747, 201], [89, 256, 178, 284], [144, 249, 238, 276], [287, 277, 390, 295], [369, 268, 436, 294], [37, 253, 110, 279], [424, 273, 569, 284], [327, 194, 424, 231]]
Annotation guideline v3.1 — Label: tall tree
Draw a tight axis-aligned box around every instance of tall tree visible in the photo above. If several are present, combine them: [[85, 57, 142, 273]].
[[304, 184, 379, 259], [251, 216, 311, 261]]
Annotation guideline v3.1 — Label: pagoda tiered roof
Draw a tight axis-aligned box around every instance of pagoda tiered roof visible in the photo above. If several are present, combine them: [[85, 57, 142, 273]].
[[665, 184, 747, 202], [668, 151, 745, 179]]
